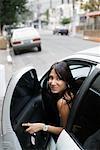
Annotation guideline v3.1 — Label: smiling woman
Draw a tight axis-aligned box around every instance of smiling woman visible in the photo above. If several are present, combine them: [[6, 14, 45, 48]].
[[22, 61, 76, 149]]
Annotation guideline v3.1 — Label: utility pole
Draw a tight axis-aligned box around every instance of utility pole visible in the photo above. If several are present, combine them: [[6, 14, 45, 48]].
[[61, 0, 64, 4], [37, 0, 41, 30], [67, 0, 70, 4], [71, 0, 76, 36], [50, 0, 52, 9]]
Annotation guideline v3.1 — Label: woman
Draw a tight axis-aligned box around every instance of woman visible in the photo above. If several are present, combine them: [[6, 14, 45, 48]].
[[22, 61, 75, 147]]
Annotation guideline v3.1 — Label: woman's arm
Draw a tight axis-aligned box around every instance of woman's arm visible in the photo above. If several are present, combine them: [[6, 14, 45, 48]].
[[57, 98, 70, 127], [22, 96, 71, 135], [22, 122, 63, 135], [22, 98, 69, 135]]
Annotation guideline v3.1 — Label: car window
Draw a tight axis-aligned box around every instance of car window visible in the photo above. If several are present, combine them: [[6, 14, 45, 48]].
[[71, 73, 100, 148], [66, 61, 95, 92], [13, 28, 39, 38], [70, 65, 91, 78]]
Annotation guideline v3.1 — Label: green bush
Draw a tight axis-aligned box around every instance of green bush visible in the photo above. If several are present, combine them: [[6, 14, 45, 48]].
[[60, 18, 71, 25]]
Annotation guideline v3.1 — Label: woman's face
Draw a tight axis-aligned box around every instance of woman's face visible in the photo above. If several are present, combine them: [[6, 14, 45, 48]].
[[48, 69, 67, 94]]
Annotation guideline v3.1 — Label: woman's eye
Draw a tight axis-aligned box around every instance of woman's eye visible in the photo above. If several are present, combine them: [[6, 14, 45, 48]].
[[49, 76, 53, 80], [49, 76, 61, 81], [57, 78, 60, 81], [56, 77, 62, 81]]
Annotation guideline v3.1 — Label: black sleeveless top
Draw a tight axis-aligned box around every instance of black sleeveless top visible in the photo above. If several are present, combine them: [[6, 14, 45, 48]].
[[42, 90, 61, 141], [42, 90, 60, 126]]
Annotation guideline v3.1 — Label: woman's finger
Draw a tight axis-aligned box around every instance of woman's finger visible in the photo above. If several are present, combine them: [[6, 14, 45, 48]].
[[22, 123, 31, 127], [26, 126, 32, 132], [26, 126, 35, 134]]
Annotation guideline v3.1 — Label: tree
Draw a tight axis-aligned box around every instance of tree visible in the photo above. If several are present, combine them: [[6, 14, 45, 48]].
[[60, 18, 71, 25], [0, 0, 28, 34], [44, 9, 49, 22], [81, 0, 100, 11]]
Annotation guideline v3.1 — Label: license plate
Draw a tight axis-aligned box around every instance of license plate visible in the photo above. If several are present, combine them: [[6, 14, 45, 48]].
[[24, 40, 30, 44]]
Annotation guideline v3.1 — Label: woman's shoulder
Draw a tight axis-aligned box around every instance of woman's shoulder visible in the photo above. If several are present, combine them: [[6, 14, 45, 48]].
[[57, 98, 67, 110]]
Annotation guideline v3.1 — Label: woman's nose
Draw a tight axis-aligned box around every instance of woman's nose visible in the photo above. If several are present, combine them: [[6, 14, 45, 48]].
[[51, 79, 57, 85]]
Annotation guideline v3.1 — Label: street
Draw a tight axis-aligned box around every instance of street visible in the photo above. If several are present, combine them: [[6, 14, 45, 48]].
[[0, 30, 100, 86]]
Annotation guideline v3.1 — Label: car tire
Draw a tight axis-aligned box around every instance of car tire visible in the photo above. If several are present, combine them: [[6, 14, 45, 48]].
[[14, 49, 20, 55], [38, 45, 41, 52]]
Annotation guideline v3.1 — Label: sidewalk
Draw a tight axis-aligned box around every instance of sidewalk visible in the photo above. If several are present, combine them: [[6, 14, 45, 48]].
[[83, 35, 100, 42], [0, 37, 13, 87], [75, 31, 100, 43]]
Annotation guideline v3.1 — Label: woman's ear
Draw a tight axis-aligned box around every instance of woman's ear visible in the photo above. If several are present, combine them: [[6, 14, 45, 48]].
[[66, 83, 70, 89]]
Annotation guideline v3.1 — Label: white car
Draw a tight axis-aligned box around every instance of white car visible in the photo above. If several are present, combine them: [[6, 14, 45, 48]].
[[0, 46, 100, 150], [11, 27, 41, 54]]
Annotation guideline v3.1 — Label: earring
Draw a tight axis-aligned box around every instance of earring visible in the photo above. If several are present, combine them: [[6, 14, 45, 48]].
[[67, 84, 70, 88]]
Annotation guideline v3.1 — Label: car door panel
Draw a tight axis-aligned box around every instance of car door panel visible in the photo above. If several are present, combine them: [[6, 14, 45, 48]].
[[57, 129, 82, 150], [1, 66, 49, 150]]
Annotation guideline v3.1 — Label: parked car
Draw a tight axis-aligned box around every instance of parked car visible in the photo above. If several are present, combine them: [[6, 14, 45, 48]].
[[0, 46, 100, 150], [11, 27, 42, 55], [5, 25, 20, 47], [53, 25, 69, 35]]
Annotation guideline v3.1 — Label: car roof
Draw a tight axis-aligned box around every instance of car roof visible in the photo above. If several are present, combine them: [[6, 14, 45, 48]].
[[77, 46, 100, 57], [64, 46, 100, 64]]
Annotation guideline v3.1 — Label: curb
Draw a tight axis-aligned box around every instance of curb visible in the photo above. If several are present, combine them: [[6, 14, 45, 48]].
[[6, 44, 13, 64], [84, 36, 100, 43]]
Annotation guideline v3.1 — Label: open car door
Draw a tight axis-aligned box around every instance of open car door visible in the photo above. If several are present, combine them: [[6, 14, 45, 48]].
[[1, 66, 49, 150]]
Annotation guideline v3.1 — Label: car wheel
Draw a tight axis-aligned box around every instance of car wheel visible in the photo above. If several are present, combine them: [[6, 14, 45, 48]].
[[38, 45, 41, 52], [14, 49, 20, 55], [65, 30, 69, 35]]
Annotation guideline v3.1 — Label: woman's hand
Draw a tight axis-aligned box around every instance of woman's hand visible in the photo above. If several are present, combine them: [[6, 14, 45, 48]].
[[22, 123, 44, 134], [63, 91, 74, 101]]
